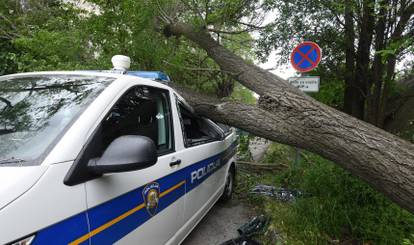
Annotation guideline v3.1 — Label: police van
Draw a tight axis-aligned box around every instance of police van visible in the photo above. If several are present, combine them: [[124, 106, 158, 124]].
[[0, 55, 238, 245]]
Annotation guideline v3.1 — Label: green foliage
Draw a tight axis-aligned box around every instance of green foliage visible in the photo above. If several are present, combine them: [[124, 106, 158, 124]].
[[238, 143, 414, 244], [237, 135, 252, 161], [281, 155, 414, 244], [256, 0, 413, 125], [0, 1, 94, 72], [203, 0, 257, 25], [255, 0, 349, 111], [13, 29, 89, 71], [0, 0, 257, 100], [231, 83, 257, 104], [261, 142, 293, 164], [0, 44, 18, 75], [402, 234, 414, 245], [376, 38, 414, 63], [312, 77, 345, 109]]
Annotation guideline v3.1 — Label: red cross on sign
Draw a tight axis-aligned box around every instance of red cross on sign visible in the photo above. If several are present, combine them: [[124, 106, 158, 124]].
[[290, 41, 321, 73]]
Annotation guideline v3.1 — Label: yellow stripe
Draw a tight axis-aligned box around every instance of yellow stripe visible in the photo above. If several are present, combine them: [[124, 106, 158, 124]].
[[160, 180, 186, 198], [69, 180, 186, 245]]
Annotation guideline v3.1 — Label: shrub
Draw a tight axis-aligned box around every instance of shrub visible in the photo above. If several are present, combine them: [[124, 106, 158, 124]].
[[239, 144, 414, 244]]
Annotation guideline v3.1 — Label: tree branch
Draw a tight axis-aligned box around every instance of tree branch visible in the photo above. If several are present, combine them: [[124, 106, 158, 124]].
[[0, 97, 12, 108], [390, 2, 414, 39], [162, 60, 239, 76], [178, 0, 206, 25], [155, 0, 174, 24], [163, 21, 414, 214], [0, 14, 17, 30], [207, 28, 250, 35]]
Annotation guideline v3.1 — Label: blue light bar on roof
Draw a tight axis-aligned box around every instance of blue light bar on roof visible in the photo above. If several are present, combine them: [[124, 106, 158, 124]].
[[127, 71, 171, 82]]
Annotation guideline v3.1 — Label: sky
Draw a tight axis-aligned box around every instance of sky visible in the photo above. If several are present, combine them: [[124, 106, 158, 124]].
[[258, 51, 297, 80], [254, 10, 297, 80]]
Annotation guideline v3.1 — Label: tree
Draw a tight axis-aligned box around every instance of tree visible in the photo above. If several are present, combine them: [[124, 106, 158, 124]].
[[254, 0, 414, 128], [153, 1, 414, 214], [0, 0, 97, 72], [2, 0, 248, 97], [386, 74, 414, 138], [3, 0, 414, 214]]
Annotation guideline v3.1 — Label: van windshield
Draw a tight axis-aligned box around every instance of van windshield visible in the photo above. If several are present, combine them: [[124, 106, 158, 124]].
[[0, 74, 114, 165]]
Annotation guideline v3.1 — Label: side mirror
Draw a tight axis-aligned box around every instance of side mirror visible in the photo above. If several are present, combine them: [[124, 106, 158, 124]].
[[88, 135, 157, 174]]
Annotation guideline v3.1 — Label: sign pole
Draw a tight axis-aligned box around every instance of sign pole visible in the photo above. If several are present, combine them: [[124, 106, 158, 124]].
[[293, 72, 304, 169], [289, 41, 322, 169]]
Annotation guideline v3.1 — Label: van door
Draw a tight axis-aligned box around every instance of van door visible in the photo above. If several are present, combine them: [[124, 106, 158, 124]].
[[173, 100, 228, 229], [78, 86, 184, 245]]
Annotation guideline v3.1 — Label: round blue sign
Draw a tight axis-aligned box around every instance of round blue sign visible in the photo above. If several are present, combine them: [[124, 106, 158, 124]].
[[290, 41, 321, 73]]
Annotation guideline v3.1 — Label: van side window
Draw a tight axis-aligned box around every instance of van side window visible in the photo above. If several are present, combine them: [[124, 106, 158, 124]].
[[176, 102, 223, 147], [65, 86, 174, 185], [90, 86, 174, 158]]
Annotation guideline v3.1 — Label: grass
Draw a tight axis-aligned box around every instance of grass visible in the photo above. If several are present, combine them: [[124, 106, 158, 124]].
[[236, 141, 414, 244]]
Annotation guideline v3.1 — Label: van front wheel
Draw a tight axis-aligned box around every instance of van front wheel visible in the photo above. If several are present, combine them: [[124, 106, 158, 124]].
[[220, 166, 235, 202]]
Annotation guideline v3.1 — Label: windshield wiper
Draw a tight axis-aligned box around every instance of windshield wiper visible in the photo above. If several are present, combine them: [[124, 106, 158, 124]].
[[0, 157, 25, 165]]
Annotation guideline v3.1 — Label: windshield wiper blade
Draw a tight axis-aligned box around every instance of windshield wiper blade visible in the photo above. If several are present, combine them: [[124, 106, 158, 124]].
[[0, 158, 25, 164]]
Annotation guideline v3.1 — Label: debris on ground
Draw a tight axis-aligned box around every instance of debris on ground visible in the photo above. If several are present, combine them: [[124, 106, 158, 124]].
[[219, 215, 271, 245], [249, 184, 306, 202], [238, 215, 271, 237], [219, 236, 261, 245]]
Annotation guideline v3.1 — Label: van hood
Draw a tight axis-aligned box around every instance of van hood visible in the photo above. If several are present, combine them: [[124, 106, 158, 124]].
[[0, 166, 47, 210]]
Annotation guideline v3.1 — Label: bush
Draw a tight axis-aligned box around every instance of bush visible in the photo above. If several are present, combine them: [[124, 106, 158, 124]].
[[237, 134, 253, 161], [239, 143, 414, 244], [283, 155, 414, 244]]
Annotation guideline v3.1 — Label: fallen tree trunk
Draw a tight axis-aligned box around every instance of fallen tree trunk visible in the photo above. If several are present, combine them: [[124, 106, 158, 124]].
[[236, 161, 288, 172], [166, 23, 414, 214]]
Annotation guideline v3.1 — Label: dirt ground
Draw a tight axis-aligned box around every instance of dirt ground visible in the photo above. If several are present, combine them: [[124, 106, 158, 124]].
[[182, 199, 254, 245]]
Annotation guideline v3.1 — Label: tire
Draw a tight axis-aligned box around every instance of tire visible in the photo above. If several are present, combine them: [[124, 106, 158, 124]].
[[220, 165, 235, 202]]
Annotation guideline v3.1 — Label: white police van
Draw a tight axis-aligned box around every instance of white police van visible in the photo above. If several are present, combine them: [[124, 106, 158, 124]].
[[0, 56, 238, 245]]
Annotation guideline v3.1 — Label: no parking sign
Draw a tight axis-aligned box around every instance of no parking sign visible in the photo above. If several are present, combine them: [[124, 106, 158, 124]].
[[289, 41, 321, 92], [290, 41, 321, 73]]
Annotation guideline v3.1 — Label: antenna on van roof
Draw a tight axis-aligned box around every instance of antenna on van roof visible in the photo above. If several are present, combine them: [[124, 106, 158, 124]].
[[111, 55, 131, 72], [109, 55, 171, 83]]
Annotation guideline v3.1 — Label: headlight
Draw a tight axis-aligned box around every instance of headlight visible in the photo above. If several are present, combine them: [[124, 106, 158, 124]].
[[10, 235, 35, 245]]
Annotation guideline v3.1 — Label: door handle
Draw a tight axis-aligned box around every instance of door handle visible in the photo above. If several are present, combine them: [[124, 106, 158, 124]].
[[169, 159, 181, 167]]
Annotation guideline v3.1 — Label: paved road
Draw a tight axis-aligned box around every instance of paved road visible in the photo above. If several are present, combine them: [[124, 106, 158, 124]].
[[182, 199, 253, 245]]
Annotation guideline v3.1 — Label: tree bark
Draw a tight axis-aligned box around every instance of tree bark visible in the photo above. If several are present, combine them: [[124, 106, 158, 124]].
[[166, 23, 414, 214], [367, 1, 387, 126], [354, 0, 375, 120], [343, 0, 356, 116], [377, 2, 414, 127], [378, 56, 397, 128]]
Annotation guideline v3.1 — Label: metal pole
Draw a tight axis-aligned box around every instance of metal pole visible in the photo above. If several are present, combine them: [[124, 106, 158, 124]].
[[293, 72, 304, 169]]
